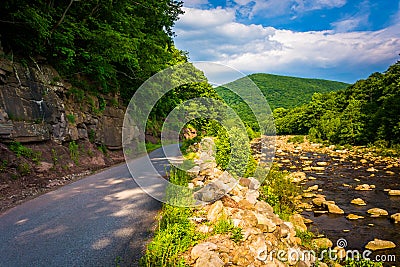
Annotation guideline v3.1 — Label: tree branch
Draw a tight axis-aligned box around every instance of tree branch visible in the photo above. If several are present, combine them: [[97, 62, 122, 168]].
[[50, 0, 74, 34]]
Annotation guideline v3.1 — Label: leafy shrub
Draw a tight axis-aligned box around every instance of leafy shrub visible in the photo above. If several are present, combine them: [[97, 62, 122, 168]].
[[97, 144, 107, 155], [258, 165, 301, 220], [288, 135, 305, 144], [17, 162, 31, 176], [214, 125, 254, 178], [51, 148, 58, 165], [9, 142, 41, 164], [69, 141, 79, 164]]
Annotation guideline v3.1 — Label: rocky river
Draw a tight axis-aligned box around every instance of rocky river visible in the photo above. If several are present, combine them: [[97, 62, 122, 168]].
[[275, 136, 400, 264]]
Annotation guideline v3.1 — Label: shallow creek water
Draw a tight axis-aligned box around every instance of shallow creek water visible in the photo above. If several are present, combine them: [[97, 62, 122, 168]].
[[276, 149, 400, 264]]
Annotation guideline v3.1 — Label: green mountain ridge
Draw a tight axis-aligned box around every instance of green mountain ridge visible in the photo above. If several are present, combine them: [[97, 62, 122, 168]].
[[217, 73, 349, 110]]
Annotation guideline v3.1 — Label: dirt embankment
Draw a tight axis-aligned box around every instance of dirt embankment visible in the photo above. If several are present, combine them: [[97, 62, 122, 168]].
[[0, 140, 124, 213]]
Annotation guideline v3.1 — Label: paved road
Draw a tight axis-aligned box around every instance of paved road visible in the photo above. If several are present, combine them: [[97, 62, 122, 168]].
[[0, 145, 180, 267]]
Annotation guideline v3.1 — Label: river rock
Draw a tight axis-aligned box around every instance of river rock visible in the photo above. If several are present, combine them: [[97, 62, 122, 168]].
[[390, 213, 400, 223], [303, 192, 316, 198], [388, 189, 400, 196], [289, 171, 307, 183], [191, 242, 218, 260], [187, 166, 200, 177], [195, 251, 224, 267], [305, 185, 319, 192], [239, 178, 251, 187], [323, 201, 344, 214], [207, 200, 224, 222], [303, 218, 313, 224], [355, 184, 373, 191], [351, 198, 366, 206], [254, 201, 274, 214], [248, 177, 260, 190], [242, 210, 259, 228], [355, 184, 372, 191], [297, 202, 313, 209], [334, 246, 347, 259], [245, 190, 259, 205], [367, 208, 388, 217], [312, 197, 326, 207], [312, 238, 333, 249], [255, 213, 277, 233], [346, 214, 364, 220], [365, 239, 396, 251], [289, 214, 307, 232]]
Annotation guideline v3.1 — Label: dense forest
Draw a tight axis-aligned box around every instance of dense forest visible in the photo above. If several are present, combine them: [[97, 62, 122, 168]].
[[0, 0, 187, 101], [274, 62, 400, 146]]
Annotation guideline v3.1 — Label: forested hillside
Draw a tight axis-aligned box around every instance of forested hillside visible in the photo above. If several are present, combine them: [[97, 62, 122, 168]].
[[274, 62, 400, 146], [215, 73, 347, 131], [217, 73, 348, 110]]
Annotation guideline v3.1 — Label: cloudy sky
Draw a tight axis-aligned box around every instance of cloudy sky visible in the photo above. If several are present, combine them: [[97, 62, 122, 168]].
[[173, 0, 400, 83]]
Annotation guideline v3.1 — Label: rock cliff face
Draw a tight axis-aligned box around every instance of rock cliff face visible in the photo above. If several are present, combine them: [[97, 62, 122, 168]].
[[0, 44, 125, 149]]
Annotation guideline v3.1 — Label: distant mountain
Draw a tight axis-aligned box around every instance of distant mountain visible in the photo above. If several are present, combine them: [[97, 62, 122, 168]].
[[216, 73, 349, 110]]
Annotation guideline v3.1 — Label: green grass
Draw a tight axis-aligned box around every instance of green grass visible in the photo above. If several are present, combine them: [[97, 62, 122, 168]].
[[66, 113, 75, 124], [343, 259, 383, 267], [140, 167, 205, 266], [145, 142, 162, 153], [214, 218, 243, 243]]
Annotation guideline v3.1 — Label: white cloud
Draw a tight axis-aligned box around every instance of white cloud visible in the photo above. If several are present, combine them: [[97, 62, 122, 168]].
[[331, 16, 367, 32], [330, 0, 370, 32], [178, 7, 236, 29], [229, 0, 347, 18], [183, 0, 209, 8], [174, 7, 400, 82]]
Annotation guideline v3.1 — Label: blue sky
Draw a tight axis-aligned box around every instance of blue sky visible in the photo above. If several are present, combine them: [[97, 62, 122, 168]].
[[173, 0, 400, 83]]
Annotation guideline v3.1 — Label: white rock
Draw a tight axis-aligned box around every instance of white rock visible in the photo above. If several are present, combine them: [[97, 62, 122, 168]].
[[191, 242, 218, 260]]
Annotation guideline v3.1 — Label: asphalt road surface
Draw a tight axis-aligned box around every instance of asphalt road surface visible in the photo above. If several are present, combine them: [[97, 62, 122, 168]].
[[0, 145, 181, 267]]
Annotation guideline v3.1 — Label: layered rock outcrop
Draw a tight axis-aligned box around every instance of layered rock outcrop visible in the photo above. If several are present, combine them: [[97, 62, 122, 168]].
[[0, 45, 127, 149]]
